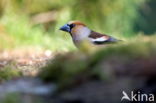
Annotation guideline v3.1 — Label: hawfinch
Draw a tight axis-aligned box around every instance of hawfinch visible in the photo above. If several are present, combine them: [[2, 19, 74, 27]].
[[60, 21, 120, 47]]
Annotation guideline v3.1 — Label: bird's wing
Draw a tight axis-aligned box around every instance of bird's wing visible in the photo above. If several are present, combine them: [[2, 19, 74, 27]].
[[88, 31, 118, 44]]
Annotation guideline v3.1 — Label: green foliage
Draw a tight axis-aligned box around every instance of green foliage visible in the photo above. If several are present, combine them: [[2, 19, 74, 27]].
[[0, 64, 22, 82], [1, 93, 43, 103], [1, 93, 21, 103], [134, 0, 156, 34], [0, 13, 75, 51], [0, 0, 151, 51], [70, 0, 145, 35]]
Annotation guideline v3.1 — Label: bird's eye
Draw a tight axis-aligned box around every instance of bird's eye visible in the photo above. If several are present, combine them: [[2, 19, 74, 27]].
[[68, 24, 75, 29]]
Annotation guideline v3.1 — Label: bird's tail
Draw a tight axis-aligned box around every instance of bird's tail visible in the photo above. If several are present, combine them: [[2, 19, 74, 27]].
[[107, 36, 122, 42]]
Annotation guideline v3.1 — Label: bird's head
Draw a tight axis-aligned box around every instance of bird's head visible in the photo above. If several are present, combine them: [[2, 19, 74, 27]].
[[59, 21, 87, 35]]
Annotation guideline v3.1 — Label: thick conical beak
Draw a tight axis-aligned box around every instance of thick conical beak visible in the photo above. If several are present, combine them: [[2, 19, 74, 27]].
[[59, 24, 70, 32]]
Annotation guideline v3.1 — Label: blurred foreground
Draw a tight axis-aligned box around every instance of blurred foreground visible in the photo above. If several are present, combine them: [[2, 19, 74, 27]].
[[0, 36, 156, 103]]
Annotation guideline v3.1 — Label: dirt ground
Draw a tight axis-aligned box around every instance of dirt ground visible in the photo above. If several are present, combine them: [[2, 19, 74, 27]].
[[0, 48, 53, 76]]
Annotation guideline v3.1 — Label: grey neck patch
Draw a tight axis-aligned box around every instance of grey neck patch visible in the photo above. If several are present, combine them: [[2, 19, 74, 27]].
[[72, 27, 91, 41]]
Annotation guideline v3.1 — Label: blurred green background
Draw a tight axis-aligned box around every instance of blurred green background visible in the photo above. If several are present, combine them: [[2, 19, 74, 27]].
[[0, 0, 155, 51]]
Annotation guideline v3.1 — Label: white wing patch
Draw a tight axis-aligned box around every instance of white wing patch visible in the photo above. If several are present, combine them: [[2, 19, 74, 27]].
[[90, 37, 108, 42]]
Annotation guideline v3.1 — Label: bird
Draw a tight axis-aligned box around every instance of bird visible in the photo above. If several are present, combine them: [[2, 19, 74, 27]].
[[60, 21, 120, 48]]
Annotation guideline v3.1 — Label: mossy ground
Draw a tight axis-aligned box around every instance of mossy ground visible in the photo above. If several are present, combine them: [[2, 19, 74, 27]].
[[39, 35, 156, 90]]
